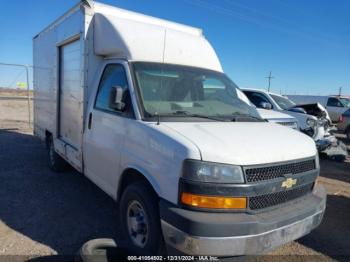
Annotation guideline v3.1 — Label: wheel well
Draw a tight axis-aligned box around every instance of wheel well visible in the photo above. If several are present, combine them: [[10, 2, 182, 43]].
[[117, 168, 157, 200], [45, 130, 52, 148]]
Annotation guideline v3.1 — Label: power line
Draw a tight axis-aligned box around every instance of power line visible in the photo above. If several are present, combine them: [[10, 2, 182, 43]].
[[181, 0, 344, 47]]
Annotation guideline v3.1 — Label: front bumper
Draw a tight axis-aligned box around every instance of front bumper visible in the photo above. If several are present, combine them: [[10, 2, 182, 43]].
[[316, 136, 348, 158], [160, 184, 326, 256]]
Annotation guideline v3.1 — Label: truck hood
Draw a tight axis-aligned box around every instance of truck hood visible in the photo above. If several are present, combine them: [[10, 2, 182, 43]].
[[257, 108, 295, 120], [163, 122, 316, 165], [291, 103, 331, 122]]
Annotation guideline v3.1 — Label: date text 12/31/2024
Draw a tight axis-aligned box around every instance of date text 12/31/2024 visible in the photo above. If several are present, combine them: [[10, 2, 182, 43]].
[[127, 256, 219, 261]]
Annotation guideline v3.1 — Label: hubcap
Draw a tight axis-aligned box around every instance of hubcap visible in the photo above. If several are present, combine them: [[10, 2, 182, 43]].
[[126, 200, 149, 248]]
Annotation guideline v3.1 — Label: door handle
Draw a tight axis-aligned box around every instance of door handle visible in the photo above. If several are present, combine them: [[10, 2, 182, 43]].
[[88, 112, 92, 130]]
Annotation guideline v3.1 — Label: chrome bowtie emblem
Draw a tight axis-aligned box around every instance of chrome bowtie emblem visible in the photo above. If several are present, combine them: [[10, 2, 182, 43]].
[[282, 178, 297, 189]]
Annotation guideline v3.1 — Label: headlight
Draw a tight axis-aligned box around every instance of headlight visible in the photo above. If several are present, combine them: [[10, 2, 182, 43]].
[[306, 118, 317, 128], [182, 160, 244, 183], [317, 118, 328, 127]]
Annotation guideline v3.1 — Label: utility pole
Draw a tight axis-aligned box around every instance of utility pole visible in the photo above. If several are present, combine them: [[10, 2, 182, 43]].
[[266, 71, 274, 92], [339, 86, 342, 96]]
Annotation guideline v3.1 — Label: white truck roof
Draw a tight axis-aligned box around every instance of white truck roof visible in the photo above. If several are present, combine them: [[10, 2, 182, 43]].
[[93, 2, 222, 71], [35, 1, 223, 72]]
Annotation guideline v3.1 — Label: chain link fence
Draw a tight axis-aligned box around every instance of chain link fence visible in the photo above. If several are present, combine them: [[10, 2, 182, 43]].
[[0, 63, 33, 130]]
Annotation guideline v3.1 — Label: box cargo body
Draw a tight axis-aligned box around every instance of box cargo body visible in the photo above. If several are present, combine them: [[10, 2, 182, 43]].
[[34, 1, 326, 257], [33, 1, 221, 172], [33, 4, 90, 171]]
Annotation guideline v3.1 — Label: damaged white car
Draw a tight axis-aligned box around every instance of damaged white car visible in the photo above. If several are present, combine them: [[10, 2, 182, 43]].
[[242, 88, 347, 160]]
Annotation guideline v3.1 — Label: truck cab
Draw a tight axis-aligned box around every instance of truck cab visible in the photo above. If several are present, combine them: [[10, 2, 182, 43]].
[[33, 1, 326, 257]]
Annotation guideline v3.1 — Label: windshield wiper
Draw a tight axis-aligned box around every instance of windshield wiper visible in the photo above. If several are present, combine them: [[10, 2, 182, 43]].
[[148, 111, 261, 122], [169, 110, 229, 121]]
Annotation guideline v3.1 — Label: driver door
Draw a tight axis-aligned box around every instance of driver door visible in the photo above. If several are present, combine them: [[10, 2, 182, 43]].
[[83, 63, 134, 198]]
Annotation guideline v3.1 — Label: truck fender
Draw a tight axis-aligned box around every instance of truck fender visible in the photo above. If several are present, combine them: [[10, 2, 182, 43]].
[[117, 164, 162, 201]]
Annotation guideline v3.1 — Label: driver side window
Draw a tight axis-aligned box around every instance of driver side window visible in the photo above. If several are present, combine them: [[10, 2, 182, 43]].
[[95, 64, 134, 117], [244, 91, 271, 108]]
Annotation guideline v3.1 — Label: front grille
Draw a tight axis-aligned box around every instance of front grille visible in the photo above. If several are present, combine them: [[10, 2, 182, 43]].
[[249, 183, 313, 210], [278, 121, 296, 127], [276, 121, 298, 129], [245, 159, 316, 183]]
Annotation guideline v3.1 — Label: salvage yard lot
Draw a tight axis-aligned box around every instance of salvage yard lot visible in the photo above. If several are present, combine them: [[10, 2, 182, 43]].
[[0, 97, 349, 261]]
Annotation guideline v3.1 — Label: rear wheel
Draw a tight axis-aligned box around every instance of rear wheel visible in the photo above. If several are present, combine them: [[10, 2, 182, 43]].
[[47, 136, 68, 172], [120, 181, 164, 255]]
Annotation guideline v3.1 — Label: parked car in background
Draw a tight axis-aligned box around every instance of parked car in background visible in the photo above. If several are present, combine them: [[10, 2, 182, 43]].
[[288, 102, 332, 125], [338, 108, 350, 140], [33, 1, 326, 256], [242, 89, 347, 160], [338, 96, 350, 108], [242, 89, 326, 140], [286, 95, 350, 123]]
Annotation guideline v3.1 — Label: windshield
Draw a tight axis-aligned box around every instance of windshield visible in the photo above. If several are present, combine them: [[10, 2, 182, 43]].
[[339, 98, 350, 108], [132, 62, 261, 121], [271, 94, 296, 110]]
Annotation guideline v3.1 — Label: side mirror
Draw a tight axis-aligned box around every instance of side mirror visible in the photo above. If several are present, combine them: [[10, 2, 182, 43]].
[[259, 102, 272, 110], [109, 86, 125, 111]]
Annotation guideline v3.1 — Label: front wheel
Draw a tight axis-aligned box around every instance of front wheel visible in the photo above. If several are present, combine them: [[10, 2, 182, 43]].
[[120, 181, 164, 255]]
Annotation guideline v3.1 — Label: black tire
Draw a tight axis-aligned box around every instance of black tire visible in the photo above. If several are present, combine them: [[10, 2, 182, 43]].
[[47, 136, 68, 172], [120, 181, 164, 255]]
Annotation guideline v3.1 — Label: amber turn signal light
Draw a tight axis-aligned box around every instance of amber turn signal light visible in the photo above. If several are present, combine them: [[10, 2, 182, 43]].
[[181, 192, 247, 209]]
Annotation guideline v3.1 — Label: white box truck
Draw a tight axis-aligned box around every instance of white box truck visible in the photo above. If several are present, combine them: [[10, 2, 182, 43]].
[[33, 0, 326, 257]]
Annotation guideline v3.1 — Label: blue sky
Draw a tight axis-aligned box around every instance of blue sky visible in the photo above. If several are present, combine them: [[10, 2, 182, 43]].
[[0, 0, 349, 95]]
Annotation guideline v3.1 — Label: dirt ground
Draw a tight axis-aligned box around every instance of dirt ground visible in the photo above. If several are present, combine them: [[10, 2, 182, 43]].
[[0, 97, 349, 262], [0, 88, 33, 97]]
